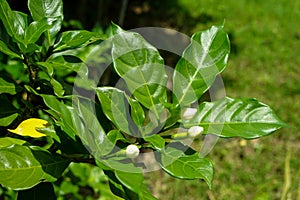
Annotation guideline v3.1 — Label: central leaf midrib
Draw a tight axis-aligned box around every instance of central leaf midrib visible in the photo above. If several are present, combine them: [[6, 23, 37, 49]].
[[122, 35, 159, 118], [177, 31, 219, 106]]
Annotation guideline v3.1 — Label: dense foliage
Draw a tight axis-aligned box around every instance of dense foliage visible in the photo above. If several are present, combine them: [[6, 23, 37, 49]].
[[0, 0, 285, 199]]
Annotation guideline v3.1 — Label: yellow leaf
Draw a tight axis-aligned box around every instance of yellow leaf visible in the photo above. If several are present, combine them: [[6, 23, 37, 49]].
[[8, 118, 49, 138]]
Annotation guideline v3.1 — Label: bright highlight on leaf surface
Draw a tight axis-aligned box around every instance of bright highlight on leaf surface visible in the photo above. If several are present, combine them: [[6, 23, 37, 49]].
[[8, 118, 49, 138]]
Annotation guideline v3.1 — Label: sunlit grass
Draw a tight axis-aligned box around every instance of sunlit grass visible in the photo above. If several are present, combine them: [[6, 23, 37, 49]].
[[144, 0, 300, 199]]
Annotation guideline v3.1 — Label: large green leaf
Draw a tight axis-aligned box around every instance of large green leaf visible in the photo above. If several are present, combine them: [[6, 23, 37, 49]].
[[28, 0, 63, 42], [73, 97, 114, 157], [111, 23, 168, 117], [173, 25, 230, 106], [54, 30, 101, 51], [157, 145, 213, 188], [0, 40, 22, 58], [0, 144, 70, 190], [0, 77, 17, 95], [96, 87, 139, 136], [0, 1, 27, 43], [183, 97, 285, 139], [24, 18, 51, 45]]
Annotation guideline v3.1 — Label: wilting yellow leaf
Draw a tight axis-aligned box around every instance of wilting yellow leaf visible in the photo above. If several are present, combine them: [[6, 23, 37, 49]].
[[8, 118, 49, 138]]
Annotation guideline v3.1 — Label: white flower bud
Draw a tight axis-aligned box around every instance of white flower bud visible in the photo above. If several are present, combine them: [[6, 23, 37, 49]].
[[125, 144, 140, 159], [181, 108, 197, 120], [188, 126, 204, 138]]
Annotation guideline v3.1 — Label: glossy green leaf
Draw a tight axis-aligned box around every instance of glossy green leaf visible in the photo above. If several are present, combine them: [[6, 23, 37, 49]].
[[0, 40, 22, 58], [17, 182, 56, 200], [173, 25, 230, 106], [96, 86, 139, 136], [115, 170, 143, 195], [0, 144, 70, 190], [158, 145, 213, 188], [144, 134, 165, 150], [42, 95, 76, 140], [183, 97, 285, 139], [50, 78, 64, 97], [54, 30, 100, 51], [0, 1, 26, 43], [127, 97, 145, 127], [73, 97, 113, 157], [107, 130, 129, 144], [0, 77, 16, 95], [24, 18, 51, 45], [28, 0, 63, 41], [0, 137, 26, 148], [111, 23, 168, 117], [41, 55, 88, 77]]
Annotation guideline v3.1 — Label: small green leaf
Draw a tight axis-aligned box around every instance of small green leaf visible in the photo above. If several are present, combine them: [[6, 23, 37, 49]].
[[0, 137, 26, 148], [28, 0, 63, 42], [54, 30, 101, 51], [0, 113, 18, 127], [127, 97, 145, 127], [111, 23, 168, 118], [42, 55, 88, 77], [157, 145, 213, 188], [0, 77, 17, 95], [144, 134, 165, 150], [173, 25, 230, 106], [24, 18, 51, 45], [183, 97, 285, 139], [50, 78, 64, 97], [0, 40, 22, 58], [0, 144, 70, 190], [96, 87, 139, 136]]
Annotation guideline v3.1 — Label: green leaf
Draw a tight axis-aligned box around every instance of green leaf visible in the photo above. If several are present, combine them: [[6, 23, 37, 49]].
[[0, 137, 26, 148], [0, 94, 18, 126], [0, 144, 70, 190], [96, 87, 138, 136], [0, 1, 26, 43], [50, 78, 64, 97], [111, 23, 168, 117], [115, 170, 143, 195], [183, 97, 285, 139], [157, 145, 213, 188], [0, 40, 22, 58], [42, 55, 88, 77], [107, 130, 129, 144], [173, 25, 230, 106], [54, 30, 100, 51], [28, 0, 63, 41], [17, 182, 56, 200], [144, 134, 165, 150], [127, 97, 145, 127], [24, 18, 51, 45], [41, 95, 76, 140], [75, 98, 113, 156], [0, 77, 16, 95]]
